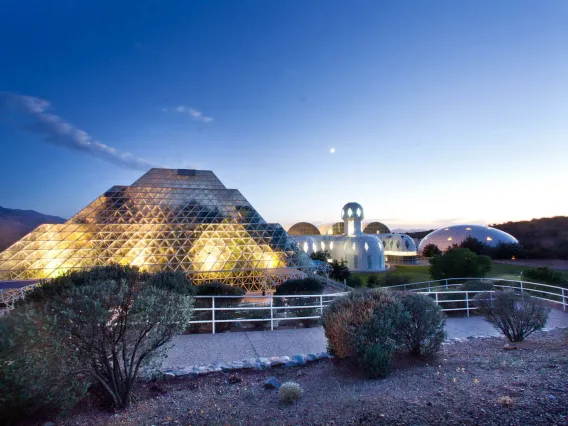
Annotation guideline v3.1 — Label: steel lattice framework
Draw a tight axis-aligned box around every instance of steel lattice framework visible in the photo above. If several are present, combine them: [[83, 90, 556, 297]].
[[0, 169, 315, 291]]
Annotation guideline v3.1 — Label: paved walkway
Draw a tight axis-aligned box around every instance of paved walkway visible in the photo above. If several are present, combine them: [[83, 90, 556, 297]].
[[163, 309, 568, 369]]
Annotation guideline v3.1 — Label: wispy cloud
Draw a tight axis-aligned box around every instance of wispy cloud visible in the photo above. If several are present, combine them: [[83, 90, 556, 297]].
[[0, 92, 157, 170], [163, 105, 213, 123]]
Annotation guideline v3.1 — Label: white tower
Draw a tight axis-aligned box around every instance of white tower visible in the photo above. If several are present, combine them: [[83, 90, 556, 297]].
[[341, 202, 364, 236]]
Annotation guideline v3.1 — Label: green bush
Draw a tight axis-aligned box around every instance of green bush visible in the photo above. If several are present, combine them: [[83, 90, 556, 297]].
[[422, 243, 442, 258], [193, 281, 245, 332], [346, 275, 364, 288], [148, 270, 194, 295], [330, 259, 350, 281], [354, 297, 405, 377], [393, 292, 446, 356], [275, 278, 323, 294], [275, 278, 324, 327], [522, 266, 565, 285], [429, 248, 492, 280], [473, 290, 549, 342], [366, 273, 412, 289]]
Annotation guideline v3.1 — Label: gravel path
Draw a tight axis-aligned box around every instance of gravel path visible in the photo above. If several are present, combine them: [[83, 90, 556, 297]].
[[63, 328, 568, 425]]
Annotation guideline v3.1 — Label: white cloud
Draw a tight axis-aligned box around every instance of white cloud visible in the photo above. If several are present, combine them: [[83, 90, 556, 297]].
[[0, 92, 158, 171], [164, 105, 213, 123]]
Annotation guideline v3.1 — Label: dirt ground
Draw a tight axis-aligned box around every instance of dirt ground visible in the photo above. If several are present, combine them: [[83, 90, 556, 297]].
[[60, 329, 568, 426]]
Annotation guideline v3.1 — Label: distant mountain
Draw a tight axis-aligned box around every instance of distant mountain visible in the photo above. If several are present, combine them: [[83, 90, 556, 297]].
[[0, 206, 66, 252], [491, 216, 568, 260], [393, 229, 434, 239]]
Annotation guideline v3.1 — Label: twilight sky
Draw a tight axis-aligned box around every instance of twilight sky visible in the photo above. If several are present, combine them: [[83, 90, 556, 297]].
[[1, 0, 567, 230]]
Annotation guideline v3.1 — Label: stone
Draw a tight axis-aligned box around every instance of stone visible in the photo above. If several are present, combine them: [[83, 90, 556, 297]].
[[163, 371, 176, 380], [306, 353, 319, 362], [284, 360, 298, 368], [503, 344, 519, 351], [291, 354, 307, 366], [263, 376, 281, 390], [43, 422, 56, 426]]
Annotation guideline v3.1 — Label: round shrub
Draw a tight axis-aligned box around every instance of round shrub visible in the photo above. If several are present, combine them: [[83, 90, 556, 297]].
[[429, 248, 492, 280], [322, 289, 395, 359], [393, 291, 446, 356], [473, 290, 550, 342], [274, 278, 323, 295], [279, 381, 303, 404], [193, 281, 245, 332], [459, 279, 494, 292], [354, 297, 406, 377], [346, 275, 364, 288]]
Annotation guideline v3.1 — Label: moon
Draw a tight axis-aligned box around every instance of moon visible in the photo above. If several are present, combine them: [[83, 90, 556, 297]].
[[330, 147, 335, 154]]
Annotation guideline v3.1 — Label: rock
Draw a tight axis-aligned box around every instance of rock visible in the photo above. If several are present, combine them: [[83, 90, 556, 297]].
[[426, 402, 433, 407], [263, 376, 281, 389], [163, 372, 176, 380], [503, 344, 519, 351], [285, 360, 298, 368], [306, 353, 319, 362], [291, 354, 307, 366], [228, 373, 242, 384], [547, 394, 557, 400], [43, 422, 56, 426]]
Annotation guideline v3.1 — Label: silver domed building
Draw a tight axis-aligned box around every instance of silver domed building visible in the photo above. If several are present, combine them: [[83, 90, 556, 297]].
[[418, 225, 519, 254], [288, 203, 419, 271]]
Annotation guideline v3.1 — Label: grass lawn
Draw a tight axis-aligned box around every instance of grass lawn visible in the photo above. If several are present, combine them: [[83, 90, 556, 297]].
[[351, 262, 567, 286]]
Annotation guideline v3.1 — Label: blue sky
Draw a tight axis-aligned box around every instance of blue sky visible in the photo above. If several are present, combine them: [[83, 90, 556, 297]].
[[1, 0, 567, 229]]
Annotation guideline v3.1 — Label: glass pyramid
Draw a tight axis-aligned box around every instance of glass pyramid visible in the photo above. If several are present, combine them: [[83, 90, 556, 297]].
[[0, 169, 315, 291]]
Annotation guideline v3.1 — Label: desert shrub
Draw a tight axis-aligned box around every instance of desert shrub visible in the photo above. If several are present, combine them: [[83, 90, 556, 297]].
[[310, 250, 330, 262], [148, 270, 194, 295], [473, 290, 549, 342], [279, 381, 303, 404], [322, 289, 395, 359], [0, 305, 88, 422], [393, 292, 446, 356], [275, 278, 323, 294], [275, 278, 323, 327], [459, 280, 494, 292], [429, 248, 492, 280], [346, 275, 364, 288], [193, 281, 245, 332], [353, 297, 406, 377], [422, 243, 442, 258], [522, 266, 565, 285], [1, 265, 194, 417]]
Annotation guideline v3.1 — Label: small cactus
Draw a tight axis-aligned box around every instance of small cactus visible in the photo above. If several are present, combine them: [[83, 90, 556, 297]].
[[278, 381, 303, 404]]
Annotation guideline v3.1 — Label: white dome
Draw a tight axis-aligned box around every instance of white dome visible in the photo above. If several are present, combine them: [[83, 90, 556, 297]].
[[418, 225, 518, 253]]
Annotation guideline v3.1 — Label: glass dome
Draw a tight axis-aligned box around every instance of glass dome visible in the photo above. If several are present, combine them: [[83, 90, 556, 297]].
[[287, 222, 321, 236], [418, 224, 519, 253], [363, 222, 391, 234]]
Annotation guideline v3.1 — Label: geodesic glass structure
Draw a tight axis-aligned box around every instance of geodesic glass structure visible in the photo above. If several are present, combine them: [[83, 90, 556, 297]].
[[0, 169, 315, 291]]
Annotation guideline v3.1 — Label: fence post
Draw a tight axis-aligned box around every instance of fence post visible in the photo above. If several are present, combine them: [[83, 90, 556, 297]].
[[435, 292, 439, 305], [428, 281, 431, 292], [211, 297, 216, 335], [563, 288, 566, 312], [520, 281, 524, 296], [466, 291, 470, 317], [319, 295, 323, 315], [270, 295, 274, 331], [445, 279, 448, 289]]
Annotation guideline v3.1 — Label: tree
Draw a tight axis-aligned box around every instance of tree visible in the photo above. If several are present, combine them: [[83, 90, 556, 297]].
[[310, 250, 331, 262], [429, 247, 492, 280], [421, 243, 442, 258], [459, 236, 487, 255], [330, 258, 350, 281], [493, 242, 523, 260]]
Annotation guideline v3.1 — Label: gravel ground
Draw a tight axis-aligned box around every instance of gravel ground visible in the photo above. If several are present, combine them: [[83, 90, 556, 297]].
[[61, 329, 568, 426]]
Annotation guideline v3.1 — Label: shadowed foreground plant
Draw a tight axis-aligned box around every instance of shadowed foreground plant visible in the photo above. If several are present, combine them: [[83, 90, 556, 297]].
[[474, 290, 549, 342]]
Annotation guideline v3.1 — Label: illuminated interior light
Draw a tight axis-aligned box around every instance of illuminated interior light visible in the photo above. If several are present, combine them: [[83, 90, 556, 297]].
[[447, 237, 452, 241], [356, 208, 361, 217], [329, 241, 334, 250], [487, 237, 493, 241], [320, 241, 325, 251], [364, 242, 369, 251], [348, 208, 353, 217]]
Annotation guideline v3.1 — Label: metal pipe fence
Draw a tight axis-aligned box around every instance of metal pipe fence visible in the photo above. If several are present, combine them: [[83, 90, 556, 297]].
[[1, 277, 566, 327]]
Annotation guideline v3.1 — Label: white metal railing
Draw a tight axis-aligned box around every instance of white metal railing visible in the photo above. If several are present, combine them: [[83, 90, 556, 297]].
[[189, 293, 348, 333], [387, 277, 567, 313]]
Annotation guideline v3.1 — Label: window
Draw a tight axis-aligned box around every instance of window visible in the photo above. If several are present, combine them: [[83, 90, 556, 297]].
[[367, 255, 372, 269]]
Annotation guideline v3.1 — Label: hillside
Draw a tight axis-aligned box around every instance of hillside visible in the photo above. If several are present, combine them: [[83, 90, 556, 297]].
[[491, 216, 568, 259], [0, 206, 66, 252]]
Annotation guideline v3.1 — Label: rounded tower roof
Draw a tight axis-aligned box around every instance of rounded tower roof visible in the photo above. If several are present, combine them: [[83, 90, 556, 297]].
[[363, 222, 391, 234], [341, 202, 364, 220], [288, 222, 321, 236]]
